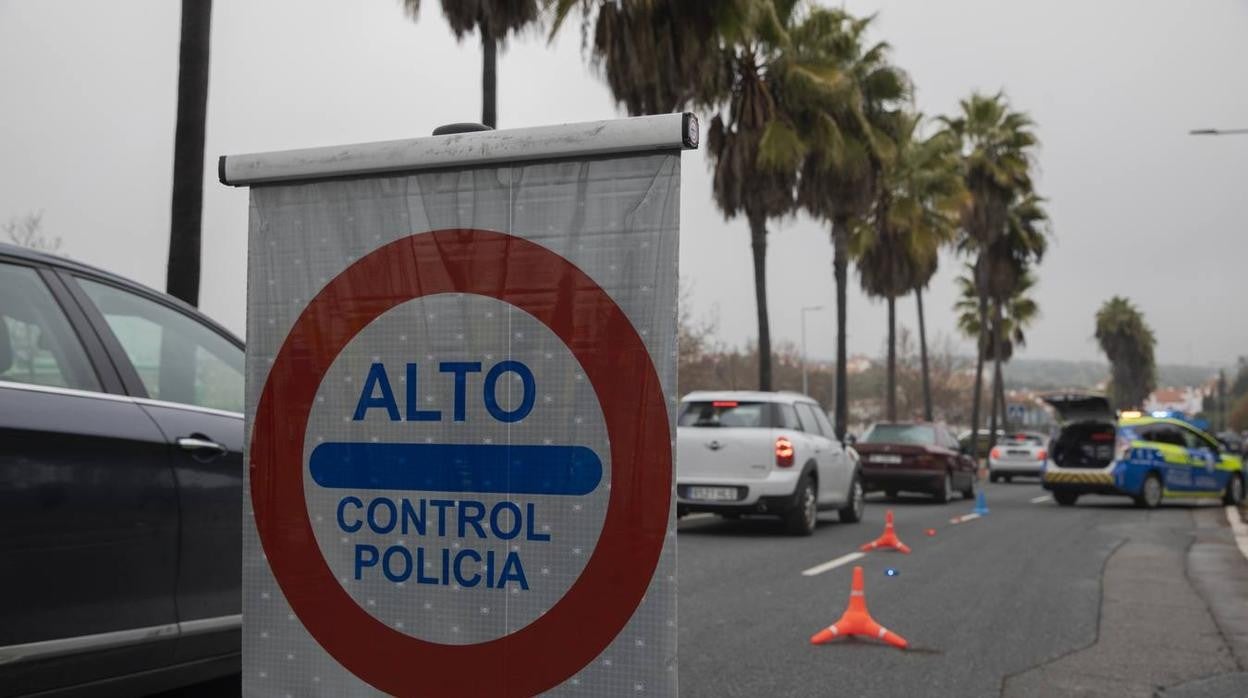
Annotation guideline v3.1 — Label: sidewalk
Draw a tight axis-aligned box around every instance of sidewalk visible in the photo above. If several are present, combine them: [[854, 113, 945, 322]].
[[1002, 506, 1248, 697]]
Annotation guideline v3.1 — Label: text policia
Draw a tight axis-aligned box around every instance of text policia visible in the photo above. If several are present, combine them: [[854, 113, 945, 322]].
[[338, 359, 549, 592]]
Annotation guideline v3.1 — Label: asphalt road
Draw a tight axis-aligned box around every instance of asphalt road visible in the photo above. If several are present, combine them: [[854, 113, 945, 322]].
[[676, 480, 1248, 698]]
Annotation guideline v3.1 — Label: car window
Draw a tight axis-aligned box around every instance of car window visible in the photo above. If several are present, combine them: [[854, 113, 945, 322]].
[[679, 401, 770, 428], [0, 263, 99, 391], [776, 403, 801, 430], [77, 278, 243, 413], [811, 406, 837, 440], [863, 424, 935, 445], [1139, 423, 1185, 447], [794, 403, 820, 434], [1179, 427, 1217, 452]]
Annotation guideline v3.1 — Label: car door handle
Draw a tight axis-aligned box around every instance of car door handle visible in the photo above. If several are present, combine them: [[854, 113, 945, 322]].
[[178, 436, 228, 456]]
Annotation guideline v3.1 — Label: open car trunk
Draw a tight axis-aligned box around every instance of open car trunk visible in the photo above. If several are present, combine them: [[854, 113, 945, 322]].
[[1043, 393, 1118, 469], [1050, 422, 1117, 468]]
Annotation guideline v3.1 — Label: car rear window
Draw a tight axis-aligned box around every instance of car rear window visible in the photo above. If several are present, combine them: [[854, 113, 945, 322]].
[[678, 401, 773, 428], [862, 424, 935, 445]]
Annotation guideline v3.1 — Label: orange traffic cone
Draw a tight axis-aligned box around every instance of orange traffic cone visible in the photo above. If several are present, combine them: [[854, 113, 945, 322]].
[[810, 566, 909, 649], [860, 509, 911, 553]]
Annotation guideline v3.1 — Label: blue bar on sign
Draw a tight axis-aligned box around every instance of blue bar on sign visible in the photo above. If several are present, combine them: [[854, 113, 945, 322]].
[[308, 442, 602, 496]]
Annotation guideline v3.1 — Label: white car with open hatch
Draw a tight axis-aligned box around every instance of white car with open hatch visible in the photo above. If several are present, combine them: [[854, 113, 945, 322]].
[[675, 391, 863, 535]]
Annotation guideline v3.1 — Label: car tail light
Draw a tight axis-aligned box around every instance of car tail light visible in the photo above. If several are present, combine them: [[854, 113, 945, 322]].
[[990, 447, 1002, 460], [915, 453, 937, 467], [712, 400, 739, 408], [775, 437, 795, 467], [1036, 448, 1048, 461]]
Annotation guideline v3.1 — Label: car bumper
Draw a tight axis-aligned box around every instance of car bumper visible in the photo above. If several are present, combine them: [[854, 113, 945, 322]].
[[1041, 465, 1126, 495], [676, 470, 802, 515], [861, 467, 942, 492], [990, 459, 1045, 475]]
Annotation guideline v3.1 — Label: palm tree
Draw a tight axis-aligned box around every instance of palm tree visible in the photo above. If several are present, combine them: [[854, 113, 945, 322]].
[[548, 0, 742, 115], [941, 92, 1038, 455], [556, 1, 867, 393], [167, 0, 213, 308], [403, 1, 541, 128], [855, 113, 964, 421], [979, 192, 1047, 437], [955, 268, 1039, 430], [789, 10, 908, 438], [1095, 296, 1157, 409], [701, 2, 810, 391]]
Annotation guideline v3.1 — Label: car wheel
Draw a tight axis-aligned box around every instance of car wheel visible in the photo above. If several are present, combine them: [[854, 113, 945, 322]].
[[1135, 472, 1163, 509], [839, 474, 865, 524], [1003, 474, 1013, 484], [785, 476, 818, 536], [960, 473, 975, 500], [933, 471, 953, 503], [1223, 473, 1245, 506], [1053, 491, 1078, 507]]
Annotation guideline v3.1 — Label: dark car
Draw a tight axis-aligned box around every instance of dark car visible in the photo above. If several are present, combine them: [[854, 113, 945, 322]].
[[0, 243, 243, 696], [856, 422, 977, 502]]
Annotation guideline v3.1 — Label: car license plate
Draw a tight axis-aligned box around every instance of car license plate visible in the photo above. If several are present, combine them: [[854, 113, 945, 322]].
[[870, 454, 902, 464], [687, 486, 739, 502], [1007, 449, 1030, 457]]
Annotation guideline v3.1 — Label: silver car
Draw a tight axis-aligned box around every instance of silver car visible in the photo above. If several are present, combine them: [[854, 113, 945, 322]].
[[988, 432, 1049, 482]]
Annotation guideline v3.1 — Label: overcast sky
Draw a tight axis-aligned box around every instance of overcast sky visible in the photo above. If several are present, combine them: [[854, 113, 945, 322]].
[[2, 0, 1246, 367]]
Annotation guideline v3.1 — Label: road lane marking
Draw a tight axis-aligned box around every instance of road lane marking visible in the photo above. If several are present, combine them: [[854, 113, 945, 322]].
[[1227, 505, 1248, 561], [949, 513, 980, 524], [1030, 495, 1053, 504], [802, 551, 866, 577]]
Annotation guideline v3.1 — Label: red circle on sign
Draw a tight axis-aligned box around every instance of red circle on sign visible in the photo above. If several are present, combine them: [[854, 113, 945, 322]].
[[249, 229, 672, 697]]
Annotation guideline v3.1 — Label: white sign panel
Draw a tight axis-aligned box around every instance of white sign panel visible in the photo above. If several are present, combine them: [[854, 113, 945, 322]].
[[224, 114, 693, 696]]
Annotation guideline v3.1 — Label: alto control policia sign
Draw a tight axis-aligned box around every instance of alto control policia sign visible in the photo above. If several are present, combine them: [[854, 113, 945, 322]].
[[221, 114, 694, 696]]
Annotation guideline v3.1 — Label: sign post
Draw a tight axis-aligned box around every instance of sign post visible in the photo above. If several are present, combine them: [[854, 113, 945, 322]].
[[222, 113, 695, 696]]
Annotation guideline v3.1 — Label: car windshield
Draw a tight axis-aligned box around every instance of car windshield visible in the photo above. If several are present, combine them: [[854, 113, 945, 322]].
[[678, 401, 770, 428], [862, 424, 935, 445]]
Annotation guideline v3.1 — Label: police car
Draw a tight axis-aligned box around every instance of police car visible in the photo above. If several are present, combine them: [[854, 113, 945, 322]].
[[1041, 393, 1245, 508]]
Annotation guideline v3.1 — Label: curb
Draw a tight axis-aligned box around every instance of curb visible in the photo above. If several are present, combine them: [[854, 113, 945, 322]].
[[1227, 505, 1248, 562]]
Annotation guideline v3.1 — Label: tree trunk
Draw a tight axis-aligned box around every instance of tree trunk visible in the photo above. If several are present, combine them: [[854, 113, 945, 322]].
[[916, 287, 932, 422], [996, 359, 1008, 433], [969, 290, 988, 464], [987, 365, 999, 455], [832, 218, 850, 441], [482, 34, 497, 128], [987, 299, 1004, 456], [748, 212, 772, 391], [886, 294, 896, 421], [166, 0, 213, 308]]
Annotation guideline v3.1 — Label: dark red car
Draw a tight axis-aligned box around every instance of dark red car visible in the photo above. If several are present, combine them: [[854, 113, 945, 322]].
[[854, 422, 977, 502]]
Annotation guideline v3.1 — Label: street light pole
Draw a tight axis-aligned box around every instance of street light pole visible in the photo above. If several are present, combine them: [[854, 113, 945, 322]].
[[800, 305, 824, 395], [1190, 128, 1248, 136]]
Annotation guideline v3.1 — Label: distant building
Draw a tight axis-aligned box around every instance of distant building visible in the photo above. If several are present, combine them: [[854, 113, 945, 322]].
[[1004, 389, 1056, 431], [1144, 386, 1206, 415], [846, 355, 874, 375]]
